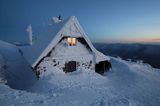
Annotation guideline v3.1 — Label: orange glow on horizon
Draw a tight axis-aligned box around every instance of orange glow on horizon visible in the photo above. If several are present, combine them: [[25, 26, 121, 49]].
[[125, 37, 160, 43], [101, 36, 160, 43]]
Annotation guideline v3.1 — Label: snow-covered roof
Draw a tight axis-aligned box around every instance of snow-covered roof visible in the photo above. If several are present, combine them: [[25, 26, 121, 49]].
[[21, 16, 109, 68]]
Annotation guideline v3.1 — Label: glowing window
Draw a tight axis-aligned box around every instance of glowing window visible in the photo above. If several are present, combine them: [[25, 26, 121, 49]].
[[72, 38, 76, 46], [67, 37, 76, 46], [67, 38, 72, 46]]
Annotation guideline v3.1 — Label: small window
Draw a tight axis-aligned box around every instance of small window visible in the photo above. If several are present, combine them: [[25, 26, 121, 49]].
[[67, 38, 72, 46], [67, 37, 76, 46], [72, 38, 76, 46]]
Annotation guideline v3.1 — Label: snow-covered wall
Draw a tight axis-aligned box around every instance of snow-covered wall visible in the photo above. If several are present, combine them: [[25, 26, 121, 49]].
[[50, 38, 91, 56], [36, 38, 95, 75]]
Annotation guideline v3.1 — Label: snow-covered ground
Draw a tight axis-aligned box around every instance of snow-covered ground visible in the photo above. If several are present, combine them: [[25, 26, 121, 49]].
[[0, 55, 160, 106]]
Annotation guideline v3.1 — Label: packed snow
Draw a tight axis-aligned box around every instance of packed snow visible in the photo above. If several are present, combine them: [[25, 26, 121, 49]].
[[0, 40, 160, 106], [0, 54, 160, 106]]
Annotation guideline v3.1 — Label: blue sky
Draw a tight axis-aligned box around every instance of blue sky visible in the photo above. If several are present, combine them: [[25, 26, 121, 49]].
[[0, 0, 160, 43]]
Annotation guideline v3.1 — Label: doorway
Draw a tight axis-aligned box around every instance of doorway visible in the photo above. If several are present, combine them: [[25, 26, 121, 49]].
[[95, 60, 111, 74]]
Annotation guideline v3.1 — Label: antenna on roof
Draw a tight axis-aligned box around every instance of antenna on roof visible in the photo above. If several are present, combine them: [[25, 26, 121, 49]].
[[26, 24, 33, 45]]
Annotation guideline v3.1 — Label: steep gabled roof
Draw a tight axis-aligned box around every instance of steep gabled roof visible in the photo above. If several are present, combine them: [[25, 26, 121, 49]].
[[21, 16, 109, 68]]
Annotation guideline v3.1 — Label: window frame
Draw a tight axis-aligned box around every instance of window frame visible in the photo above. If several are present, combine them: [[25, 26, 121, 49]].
[[67, 37, 77, 46]]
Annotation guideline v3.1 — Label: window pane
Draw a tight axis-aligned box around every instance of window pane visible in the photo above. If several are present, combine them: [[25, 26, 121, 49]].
[[72, 38, 76, 45], [67, 38, 72, 45]]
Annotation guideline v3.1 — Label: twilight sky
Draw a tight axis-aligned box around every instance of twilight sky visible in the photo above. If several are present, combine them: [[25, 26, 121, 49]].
[[0, 0, 160, 43]]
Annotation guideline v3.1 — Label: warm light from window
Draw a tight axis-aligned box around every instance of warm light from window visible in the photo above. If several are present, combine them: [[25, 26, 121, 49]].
[[72, 38, 76, 46], [67, 38, 72, 45], [67, 37, 76, 46]]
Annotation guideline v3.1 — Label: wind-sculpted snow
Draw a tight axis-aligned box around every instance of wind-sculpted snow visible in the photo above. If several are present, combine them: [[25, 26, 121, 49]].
[[0, 54, 7, 83], [0, 40, 37, 89], [0, 56, 160, 106]]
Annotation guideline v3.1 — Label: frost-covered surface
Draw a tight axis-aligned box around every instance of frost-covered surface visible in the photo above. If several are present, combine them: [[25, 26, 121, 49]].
[[0, 40, 37, 89], [50, 38, 92, 57], [0, 54, 7, 83], [36, 38, 94, 75], [21, 16, 109, 68], [0, 56, 160, 106], [52, 17, 62, 23]]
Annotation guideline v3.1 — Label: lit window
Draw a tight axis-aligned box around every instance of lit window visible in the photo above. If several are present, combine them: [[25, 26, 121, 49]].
[[72, 38, 76, 46], [67, 38, 72, 46], [67, 37, 76, 46]]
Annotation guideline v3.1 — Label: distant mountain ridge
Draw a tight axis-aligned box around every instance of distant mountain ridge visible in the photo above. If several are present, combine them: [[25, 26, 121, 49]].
[[94, 43, 160, 69]]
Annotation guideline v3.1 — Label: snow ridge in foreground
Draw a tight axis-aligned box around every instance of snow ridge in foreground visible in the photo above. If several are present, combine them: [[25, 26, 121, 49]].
[[0, 56, 160, 106]]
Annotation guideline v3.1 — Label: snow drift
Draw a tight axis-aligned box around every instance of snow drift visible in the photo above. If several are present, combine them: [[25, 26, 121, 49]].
[[0, 55, 160, 106], [0, 54, 7, 83], [0, 40, 37, 90]]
